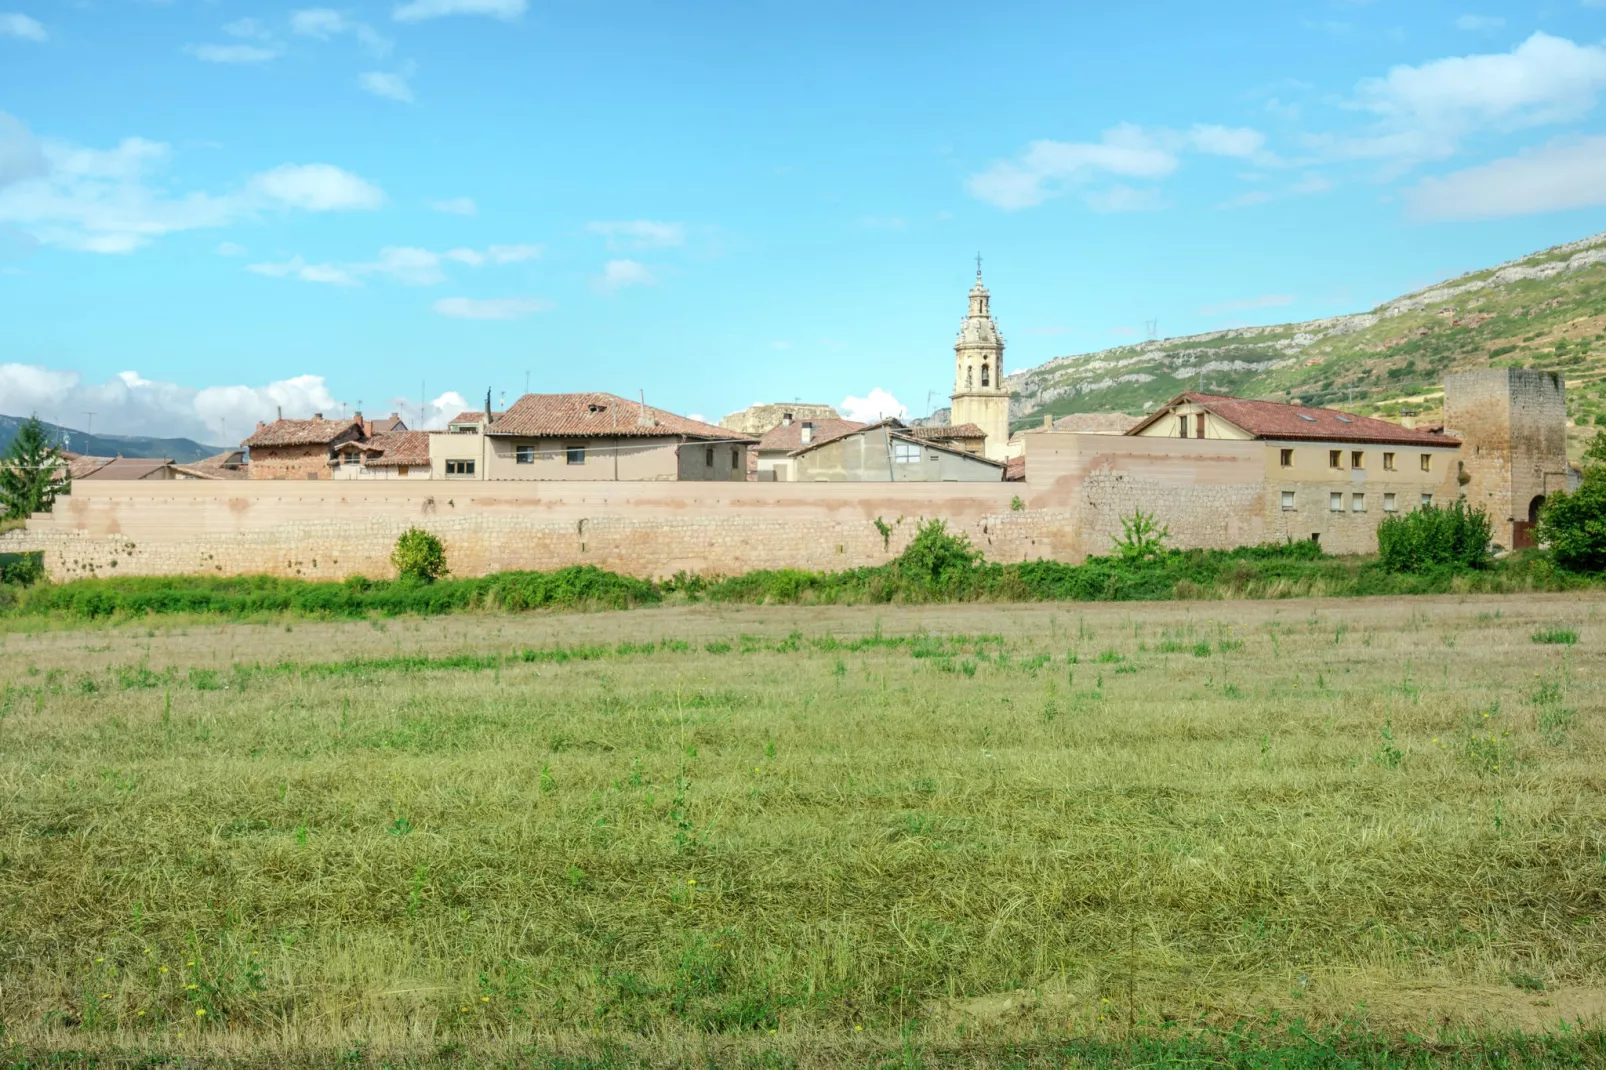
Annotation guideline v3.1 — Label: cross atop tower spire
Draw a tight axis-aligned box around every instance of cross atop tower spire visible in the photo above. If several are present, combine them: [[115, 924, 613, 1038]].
[[974, 251, 983, 279]]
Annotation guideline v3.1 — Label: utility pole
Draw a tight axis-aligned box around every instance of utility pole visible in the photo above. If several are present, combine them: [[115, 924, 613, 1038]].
[[1145, 319, 1158, 341], [82, 412, 96, 448]]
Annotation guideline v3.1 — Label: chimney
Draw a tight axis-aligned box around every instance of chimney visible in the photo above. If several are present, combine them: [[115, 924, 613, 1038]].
[[1400, 409, 1418, 430], [313, 412, 323, 420], [256, 421, 265, 431], [800, 421, 813, 445], [389, 411, 399, 420], [353, 410, 363, 426], [782, 412, 793, 426], [1042, 413, 1053, 430], [637, 389, 655, 427], [276, 405, 282, 421]]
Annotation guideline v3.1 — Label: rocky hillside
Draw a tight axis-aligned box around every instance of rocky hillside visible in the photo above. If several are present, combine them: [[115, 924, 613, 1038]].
[[1007, 231, 1606, 451]]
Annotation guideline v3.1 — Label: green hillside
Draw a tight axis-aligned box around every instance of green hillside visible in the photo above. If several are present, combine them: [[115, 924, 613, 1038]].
[[0, 413, 224, 464], [1008, 231, 1606, 460]]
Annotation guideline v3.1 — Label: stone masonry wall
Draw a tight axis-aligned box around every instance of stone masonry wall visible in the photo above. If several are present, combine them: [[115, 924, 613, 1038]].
[[1444, 369, 1568, 546], [248, 442, 339, 481]]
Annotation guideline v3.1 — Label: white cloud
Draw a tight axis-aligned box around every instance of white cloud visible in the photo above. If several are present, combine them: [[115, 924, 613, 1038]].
[[292, 8, 391, 54], [1199, 293, 1296, 316], [223, 17, 272, 40], [1264, 97, 1302, 121], [593, 258, 654, 292], [432, 196, 477, 215], [1, 12, 47, 41], [0, 111, 46, 185], [1327, 33, 1606, 167], [360, 71, 413, 102], [247, 255, 359, 286], [215, 241, 248, 256], [368, 245, 444, 285], [1405, 134, 1606, 220], [839, 388, 906, 424], [1187, 124, 1265, 158], [248, 163, 385, 210], [187, 43, 280, 64], [0, 362, 354, 444], [687, 413, 707, 424], [1084, 185, 1168, 212], [966, 124, 1180, 210], [432, 296, 552, 320], [1216, 189, 1273, 210], [487, 243, 540, 263], [393, 0, 525, 22], [586, 219, 685, 249], [1455, 14, 1505, 31], [445, 248, 484, 266]]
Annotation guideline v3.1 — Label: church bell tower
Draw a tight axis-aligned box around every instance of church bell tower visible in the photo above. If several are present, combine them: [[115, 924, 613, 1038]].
[[949, 256, 1011, 460]]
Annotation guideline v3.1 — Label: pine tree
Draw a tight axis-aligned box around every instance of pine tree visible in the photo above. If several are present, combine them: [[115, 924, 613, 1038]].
[[0, 415, 71, 519]]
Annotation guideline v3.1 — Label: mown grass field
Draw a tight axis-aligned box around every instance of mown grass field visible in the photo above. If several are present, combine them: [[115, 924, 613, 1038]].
[[1, 594, 1604, 1067]]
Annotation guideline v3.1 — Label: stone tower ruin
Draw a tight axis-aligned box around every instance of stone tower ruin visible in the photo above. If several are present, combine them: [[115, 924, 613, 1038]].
[[1442, 368, 1569, 549]]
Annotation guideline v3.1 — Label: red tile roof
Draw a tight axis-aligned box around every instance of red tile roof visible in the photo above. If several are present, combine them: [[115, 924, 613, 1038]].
[[363, 414, 407, 436], [362, 430, 431, 467], [447, 410, 503, 427], [243, 416, 363, 448], [757, 418, 865, 453], [905, 423, 987, 441], [1129, 393, 1460, 447], [64, 454, 113, 479], [1005, 456, 1026, 482], [171, 450, 249, 480], [486, 393, 754, 441], [79, 457, 176, 480], [1051, 412, 1140, 434]]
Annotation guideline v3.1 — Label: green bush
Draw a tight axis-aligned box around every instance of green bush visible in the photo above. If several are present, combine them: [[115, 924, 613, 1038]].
[[1538, 467, 1606, 572], [894, 520, 981, 593], [392, 528, 447, 582], [0, 551, 43, 587], [1376, 499, 1492, 573]]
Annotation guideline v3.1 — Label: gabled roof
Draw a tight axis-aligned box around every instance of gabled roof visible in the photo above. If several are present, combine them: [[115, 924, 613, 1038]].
[[756, 418, 865, 453], [486, 393, 755, 442], [243, 416, 363, 448], [64, 454, 113, 479], [1128, 392, 1460, 447], [447, 410, 503, 427], [1052, 412, 1140, 434], [79, 457, 176, 480], [171, 449, 249, 480], [905, 423, 987, 441], [788, 418, 1005, 468], [1005, 456, 1026, 482], [362, 430, 431, 467]]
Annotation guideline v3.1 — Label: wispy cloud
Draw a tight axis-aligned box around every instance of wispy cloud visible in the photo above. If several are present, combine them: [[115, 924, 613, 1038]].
[[1405, 134, 1606, 220], [393, 0, 525, 23], [246, 242, 540, 286], [247, 256, 359, 286], [432, 295, 552, 320], [360, 70, 413, 102], [215, 241, 248, 256], [592, 258, 654, 293], [292, 8, 391, 54], [187, 43, 280, 64], [1216, 189, 1272, 210], [1084, 185, 1168, 213], [1454, 14, 1504, 31], [0, 13, 46, 42], [247, 164, 385, 210], [586, 219, 685, 249], [431, 197, 477, 216]]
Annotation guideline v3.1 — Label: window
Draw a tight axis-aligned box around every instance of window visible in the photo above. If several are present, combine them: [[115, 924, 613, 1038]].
[[1196, 413, 1206, 439], [444, 459, 475, 476], [515, 445, 535, 464], [1351, 493, 1366, 512], [731, 448, 739, 469], [1420, 454, 1432, 472], [704, 447, 714, 467], [1421, 492, 1434, 507], [1178, 415, 1189, 439], [1351, 450, 1364, 469], [1280, 448, 1293, 467], [1281, 490, 1295, 510], [1383, 492, 1397, 512], [1329, 450, 1342, 469], [1383, 452, 1396, 471], [566, 445, 585, 465], [893, 441, 921, 463], [397, 466, 410, 477], [981, 363, 990, 387], [1329, 492, 1343, 512]]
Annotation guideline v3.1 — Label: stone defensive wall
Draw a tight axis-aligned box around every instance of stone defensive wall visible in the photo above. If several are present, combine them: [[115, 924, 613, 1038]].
[[1, 434, 1272, 580]]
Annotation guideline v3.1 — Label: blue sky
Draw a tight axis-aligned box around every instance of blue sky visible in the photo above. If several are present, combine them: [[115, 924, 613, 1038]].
[[3, 0, 1606, 443]]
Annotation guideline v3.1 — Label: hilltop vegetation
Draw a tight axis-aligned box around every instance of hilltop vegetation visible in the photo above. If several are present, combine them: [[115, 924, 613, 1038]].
[[1008, 231, 1606, 458]]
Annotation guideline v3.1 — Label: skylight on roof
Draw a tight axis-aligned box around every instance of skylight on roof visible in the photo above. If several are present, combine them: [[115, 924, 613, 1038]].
[[1297, 413, 1316, 422], [1335, 416, 1352, 423]]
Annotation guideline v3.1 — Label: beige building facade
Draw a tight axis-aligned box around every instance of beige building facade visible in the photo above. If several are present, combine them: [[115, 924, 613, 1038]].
[[788, 420, 1005, 482]]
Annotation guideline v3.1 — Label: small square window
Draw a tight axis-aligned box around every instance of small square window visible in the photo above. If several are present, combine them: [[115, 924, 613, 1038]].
[[1351, 450, 1364, 469], [1280, 490, 1295, 510], [893, 441, 921, 463], [566, 445, 585, 465], [1329, 492, 1343, 512], [1280, 448, 1293, 467], [1420, 454, 1432, 472], [1352, 493, 1366, 512], [1383, 452, 1396, 471], [1383, 492, 1397, 512], [1329, 450, 1342, 469], [1421, 492, 1434, 507], [515, 445, 535, 464], [705, 447, 714, 466]]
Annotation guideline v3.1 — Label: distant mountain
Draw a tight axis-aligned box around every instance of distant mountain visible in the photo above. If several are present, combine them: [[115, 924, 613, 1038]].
[[0, 414, 226, 464], [1006, 232, 1606, 451]]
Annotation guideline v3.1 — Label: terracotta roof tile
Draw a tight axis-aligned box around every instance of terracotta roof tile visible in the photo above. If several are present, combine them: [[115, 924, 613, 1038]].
[[447, 410, 502, 427], [1129, 393, 1460, 447], [487, 393, 754, 441], [1005, 456, 1026, 482], [905, 423, 987, 440], [362, 430, 432, 467], [79, 457, 176, 480], [1050, 412, 1140, 434], [65, 454, 113, 479], [243, 417, 363, 448], [757, 418, 865, 452]]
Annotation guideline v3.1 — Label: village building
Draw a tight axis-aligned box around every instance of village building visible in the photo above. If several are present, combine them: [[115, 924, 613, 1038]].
[[1009, 412, 1139, 458], [752, 415, 866, 481], [786, 418, 1006, 482], [173, 449, 250, 480], [949, 263, 1012, 461], [331, 430, 433, 479], [428, 393, 755, 481], [242, 414, 366, 480]]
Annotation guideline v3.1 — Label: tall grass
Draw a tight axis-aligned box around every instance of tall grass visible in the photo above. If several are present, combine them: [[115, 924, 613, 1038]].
[[0, 595, 1599, 1062]]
